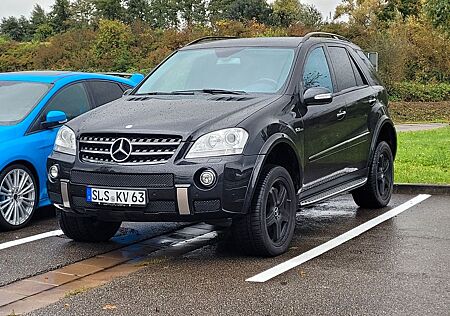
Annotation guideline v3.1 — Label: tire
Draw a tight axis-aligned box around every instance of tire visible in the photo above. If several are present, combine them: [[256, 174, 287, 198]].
[[231, 165, 297, 257], [59, 211, 121, 242], [0, 164, 38, 230], [352, 141, 394, 208]]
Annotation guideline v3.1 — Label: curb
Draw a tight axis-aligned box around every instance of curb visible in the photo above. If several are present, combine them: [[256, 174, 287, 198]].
[[394, 183, 450, 195]]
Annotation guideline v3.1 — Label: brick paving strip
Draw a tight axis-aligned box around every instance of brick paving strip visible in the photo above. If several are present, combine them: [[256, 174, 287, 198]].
[[0, 223, 220, 315]]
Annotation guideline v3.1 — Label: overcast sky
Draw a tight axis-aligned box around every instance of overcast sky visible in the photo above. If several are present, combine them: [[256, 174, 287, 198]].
[[0, 0, 341, 21]]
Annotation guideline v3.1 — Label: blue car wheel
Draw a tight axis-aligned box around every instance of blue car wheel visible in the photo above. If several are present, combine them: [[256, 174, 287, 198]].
[[0, 164, 38, 230]]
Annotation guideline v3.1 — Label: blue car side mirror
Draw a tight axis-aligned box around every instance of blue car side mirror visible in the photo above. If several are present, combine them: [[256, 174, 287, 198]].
[[42, 110, 68, 129]]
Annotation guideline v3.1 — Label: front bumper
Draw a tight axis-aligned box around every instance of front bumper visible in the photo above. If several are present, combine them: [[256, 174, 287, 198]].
[[47, 152, 258, 222]]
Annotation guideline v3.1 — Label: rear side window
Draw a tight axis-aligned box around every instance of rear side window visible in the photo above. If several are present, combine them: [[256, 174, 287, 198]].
[[87, 81, 124, 107], [302, 47, 333, 92], [328, 46, 357, 91]]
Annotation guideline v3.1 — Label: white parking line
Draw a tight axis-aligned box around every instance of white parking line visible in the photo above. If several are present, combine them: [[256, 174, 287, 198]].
[[0, 230, 63, 251], [246, 194, 431, 283]]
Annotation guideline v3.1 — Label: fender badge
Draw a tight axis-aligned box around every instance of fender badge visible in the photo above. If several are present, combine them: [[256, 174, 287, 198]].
[[125, 125, 133, 129]]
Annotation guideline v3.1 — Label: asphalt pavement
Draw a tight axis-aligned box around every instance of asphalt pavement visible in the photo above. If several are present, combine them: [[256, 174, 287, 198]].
[[0, 193, 447, 315]]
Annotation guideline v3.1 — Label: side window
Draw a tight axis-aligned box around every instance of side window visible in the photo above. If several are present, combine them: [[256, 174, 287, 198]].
[[45, 83, 91, 121], [86, 81, 124, 107], [302, 47, 333, 92], [328, 46, 357, 91]]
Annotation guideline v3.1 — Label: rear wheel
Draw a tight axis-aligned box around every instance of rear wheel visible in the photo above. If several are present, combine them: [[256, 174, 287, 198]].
[[59, 211, 121, 242], [232, 165, 296, 256], [352, 141, 394, 208], [0, 165, 37, 230]]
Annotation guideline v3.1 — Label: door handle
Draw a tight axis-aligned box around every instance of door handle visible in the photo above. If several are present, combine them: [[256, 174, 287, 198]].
[[336, 110, 347, 120]]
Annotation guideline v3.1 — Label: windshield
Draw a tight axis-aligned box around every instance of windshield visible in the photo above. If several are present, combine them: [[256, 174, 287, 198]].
[[136, 47, 295, 95], [0, 81, 50, 125]]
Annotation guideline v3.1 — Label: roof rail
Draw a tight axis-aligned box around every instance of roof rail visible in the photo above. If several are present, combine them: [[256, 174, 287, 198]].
[[185, 36, 238, 47], [301, 32, 350, 43]]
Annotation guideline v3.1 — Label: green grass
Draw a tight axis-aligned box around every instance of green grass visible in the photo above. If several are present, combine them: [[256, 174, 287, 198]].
[[395, 126, 450, 184]]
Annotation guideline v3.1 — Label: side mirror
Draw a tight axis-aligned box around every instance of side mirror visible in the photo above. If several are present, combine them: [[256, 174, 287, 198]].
[[303, 87, 333, 106], [42, 110, 67, 129], [123, 89, 133, 96]]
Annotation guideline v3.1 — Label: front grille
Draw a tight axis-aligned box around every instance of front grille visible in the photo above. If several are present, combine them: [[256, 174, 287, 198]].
[[72, 197, 177, 214], [70, 171, 174, 188], [79, 134, 182, 165]]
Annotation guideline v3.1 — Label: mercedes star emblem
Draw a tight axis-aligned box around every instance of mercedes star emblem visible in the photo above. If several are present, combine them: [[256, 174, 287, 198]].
[[110, 138, 132, 162]]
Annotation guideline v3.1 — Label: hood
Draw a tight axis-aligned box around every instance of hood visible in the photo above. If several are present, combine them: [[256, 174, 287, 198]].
[[69, 95, 280, 141]]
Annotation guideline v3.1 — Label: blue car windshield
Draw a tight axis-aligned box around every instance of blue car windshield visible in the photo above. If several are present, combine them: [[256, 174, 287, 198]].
[[0, 81, 50, 125], [135, 47, 295, 95]]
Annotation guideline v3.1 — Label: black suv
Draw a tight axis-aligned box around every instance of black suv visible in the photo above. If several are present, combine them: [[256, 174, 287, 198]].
[[47, 33, 396, 256]]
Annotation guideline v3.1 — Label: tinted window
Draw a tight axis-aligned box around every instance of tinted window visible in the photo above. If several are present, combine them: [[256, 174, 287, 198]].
[[87, 81, 124, 107], [302, 47, 333, 92], [328, 46, 357, 91], [0, 81, 50, 125], [45, 83, 90, 120]]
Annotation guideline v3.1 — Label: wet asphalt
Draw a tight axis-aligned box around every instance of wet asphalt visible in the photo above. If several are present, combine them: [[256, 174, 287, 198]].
[[0, 193, 448, 315]]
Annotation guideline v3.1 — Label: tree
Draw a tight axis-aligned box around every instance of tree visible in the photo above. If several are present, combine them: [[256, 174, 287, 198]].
[[179, 0, 207, 26], [334, 0, 385, 27], [94, 0, 125, 21], [298, 4, 322, 28], [425, 0, 450, 33], [50, 0, 72, 32], [224, 0, 272, 24], [208, 0, 235, 22], [272, 0, 301, 27], [148, 0, 179, 28], [0, 16, 30, 41], [125, 0, 150, 22], [30, 4, 47, 30], [94, 19, 132, 70], [71, 0, 96, 27]]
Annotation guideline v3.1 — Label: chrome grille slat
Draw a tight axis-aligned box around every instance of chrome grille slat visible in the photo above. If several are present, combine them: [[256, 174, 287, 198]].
[[79, 134, 182, 165]]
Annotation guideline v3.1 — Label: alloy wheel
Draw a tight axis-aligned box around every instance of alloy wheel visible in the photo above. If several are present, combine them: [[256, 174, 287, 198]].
[[376, 151, 393, 200], [0, 168, 36, 226], [265, 179, 292, 245]]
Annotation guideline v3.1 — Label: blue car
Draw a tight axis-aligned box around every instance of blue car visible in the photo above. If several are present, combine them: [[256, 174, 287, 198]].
[[0, 71, 143, 230]]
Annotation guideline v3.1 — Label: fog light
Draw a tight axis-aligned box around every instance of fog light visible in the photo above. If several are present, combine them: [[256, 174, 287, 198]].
[[199, 169, 217, 187], [49, 165, 59, 180]]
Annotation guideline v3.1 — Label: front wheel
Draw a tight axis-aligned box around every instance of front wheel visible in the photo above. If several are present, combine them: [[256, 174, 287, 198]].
[[0, 165, 38, 230], [352, 141, 394, 208], [231, 165, 297, 257], [59, 211, 121, 242]]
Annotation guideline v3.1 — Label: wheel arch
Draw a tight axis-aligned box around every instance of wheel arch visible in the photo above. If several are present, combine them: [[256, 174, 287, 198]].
[[1, 160, 40, 193], [370, 118, 397, 162], [243, 133, 302, 213]]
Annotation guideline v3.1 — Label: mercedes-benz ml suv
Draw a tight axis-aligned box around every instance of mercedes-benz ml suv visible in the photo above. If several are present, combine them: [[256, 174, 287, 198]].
[[47, 33, 397, 256]]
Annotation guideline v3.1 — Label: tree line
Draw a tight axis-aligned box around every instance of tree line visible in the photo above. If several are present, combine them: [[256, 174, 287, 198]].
[[0, 0, 449, 95], [0, 0, 323, 41]]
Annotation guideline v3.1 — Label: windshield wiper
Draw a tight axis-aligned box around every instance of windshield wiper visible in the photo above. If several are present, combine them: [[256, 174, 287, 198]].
[[171, 89, 247, 95], [134, 91, 194, 96]]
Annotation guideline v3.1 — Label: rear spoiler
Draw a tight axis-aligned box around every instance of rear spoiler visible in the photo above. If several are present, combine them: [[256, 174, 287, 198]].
[[101, 72, 145, 85]]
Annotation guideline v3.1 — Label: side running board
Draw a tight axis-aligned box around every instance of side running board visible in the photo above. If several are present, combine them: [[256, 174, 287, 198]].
[[299, 178, 367, 207]]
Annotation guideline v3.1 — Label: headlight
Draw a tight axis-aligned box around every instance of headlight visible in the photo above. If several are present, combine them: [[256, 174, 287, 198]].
[[186, 128, 249, 159], [54, 126, 76, 155]]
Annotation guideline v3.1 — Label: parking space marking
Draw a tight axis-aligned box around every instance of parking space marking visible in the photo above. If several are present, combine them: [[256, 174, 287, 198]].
[[0, 230, 63, 251], [246, 194, 431, 283]]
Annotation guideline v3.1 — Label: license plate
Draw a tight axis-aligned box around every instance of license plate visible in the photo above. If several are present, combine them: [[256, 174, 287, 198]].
[[86, 187, 146, 206]]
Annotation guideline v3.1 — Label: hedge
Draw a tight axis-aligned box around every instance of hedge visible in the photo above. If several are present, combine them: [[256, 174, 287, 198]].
[[388, 82, 450, 102]]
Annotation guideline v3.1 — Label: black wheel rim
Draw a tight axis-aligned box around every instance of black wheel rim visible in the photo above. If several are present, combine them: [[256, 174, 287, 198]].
[[265, 179, 292, 245], [376, 151, 393, 200]]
